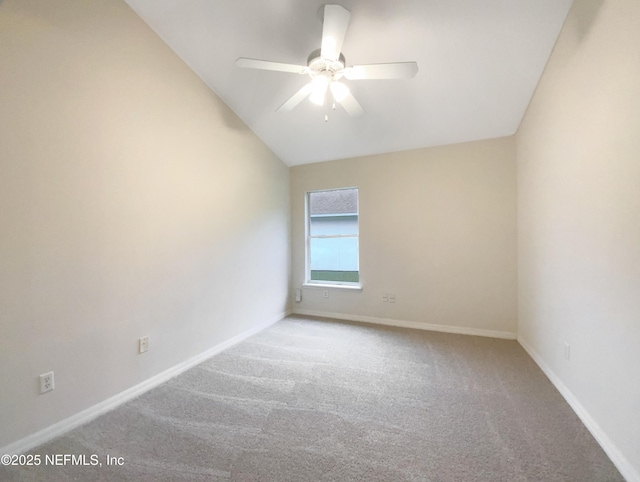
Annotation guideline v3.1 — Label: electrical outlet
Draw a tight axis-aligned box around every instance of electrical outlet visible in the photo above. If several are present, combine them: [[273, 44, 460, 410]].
[[295, 289, 302, 303], [389, 294, 396, 303], [382, 293, 388, 302], [564, 342, 570, 361], [39, 371, 55, 394], [323, 290, 329, 298], [139, 336, 149, 354]]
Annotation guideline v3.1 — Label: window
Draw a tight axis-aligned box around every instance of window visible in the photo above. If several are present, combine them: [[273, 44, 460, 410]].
[[306, 188, 359, 286]]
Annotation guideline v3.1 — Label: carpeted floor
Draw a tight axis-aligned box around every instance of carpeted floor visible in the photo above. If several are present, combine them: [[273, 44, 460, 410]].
[[1, 316, 624, 481]]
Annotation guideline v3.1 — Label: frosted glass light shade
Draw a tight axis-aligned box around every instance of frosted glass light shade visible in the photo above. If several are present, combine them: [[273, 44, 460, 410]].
[[330, 81, 349, 102], [309, 74, 330, 106]]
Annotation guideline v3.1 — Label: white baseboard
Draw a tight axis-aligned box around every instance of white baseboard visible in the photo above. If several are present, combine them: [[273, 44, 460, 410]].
[[1, 311, 288, 457], [291, 308, 517, 340], [518, 336, 639, 482]]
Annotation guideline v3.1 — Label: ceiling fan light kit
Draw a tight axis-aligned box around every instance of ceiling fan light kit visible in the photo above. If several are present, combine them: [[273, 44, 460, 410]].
[[330, 81, 350, 103], [236, 4, 418, 119]]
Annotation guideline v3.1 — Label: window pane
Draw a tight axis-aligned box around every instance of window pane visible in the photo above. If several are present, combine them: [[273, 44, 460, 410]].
[[307, 188, 359, 284], [310, 270, 359, 283], [309, 214, 358, 236], [309, 189, 357, 216], [310, 237, 358, 271]]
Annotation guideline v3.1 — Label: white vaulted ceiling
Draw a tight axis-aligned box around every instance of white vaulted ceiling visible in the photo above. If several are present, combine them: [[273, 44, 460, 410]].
[[124, 0, 573, 166]]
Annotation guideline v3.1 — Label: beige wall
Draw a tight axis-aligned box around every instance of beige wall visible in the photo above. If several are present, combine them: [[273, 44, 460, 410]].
[[291, 137, 517, 337], [0, 0, 289, 448], [517, 0, 640, 478]]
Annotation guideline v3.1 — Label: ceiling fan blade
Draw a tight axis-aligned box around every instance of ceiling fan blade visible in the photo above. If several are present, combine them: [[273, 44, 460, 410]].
[[236, 58, 308, 74], [321, 5, 350, 61], [277, 82, 314, 112], [343, 62, 419, 80], [338, 91, 364, 117]]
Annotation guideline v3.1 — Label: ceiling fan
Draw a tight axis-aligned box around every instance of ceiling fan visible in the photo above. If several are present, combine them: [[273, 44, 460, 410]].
[[236, 4, 418, 117]]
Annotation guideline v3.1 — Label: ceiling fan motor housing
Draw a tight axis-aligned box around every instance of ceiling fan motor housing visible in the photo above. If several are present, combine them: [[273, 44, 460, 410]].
[[307, 48, 346, 79]]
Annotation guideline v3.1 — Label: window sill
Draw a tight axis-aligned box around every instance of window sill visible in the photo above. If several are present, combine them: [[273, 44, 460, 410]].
[[302, 283, 362, 291]]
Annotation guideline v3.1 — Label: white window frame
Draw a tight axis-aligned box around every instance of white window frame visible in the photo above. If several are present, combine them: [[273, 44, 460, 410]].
[[304, 187, 361, 288]]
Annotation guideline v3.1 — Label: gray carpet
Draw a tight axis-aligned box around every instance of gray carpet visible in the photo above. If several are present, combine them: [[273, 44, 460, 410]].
[[1, 316, 624, 481]]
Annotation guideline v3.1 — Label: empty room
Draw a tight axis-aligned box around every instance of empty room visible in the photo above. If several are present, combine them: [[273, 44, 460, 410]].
[[1, 0, 638, 480]]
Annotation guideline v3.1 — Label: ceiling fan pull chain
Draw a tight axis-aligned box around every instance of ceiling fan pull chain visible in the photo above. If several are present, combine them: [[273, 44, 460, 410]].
[[324, 98, 332, 122]]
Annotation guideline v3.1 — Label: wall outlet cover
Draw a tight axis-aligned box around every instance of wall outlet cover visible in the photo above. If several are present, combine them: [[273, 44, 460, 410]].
[[39, 371, 55, 394], [139, 336, 149, 354]]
